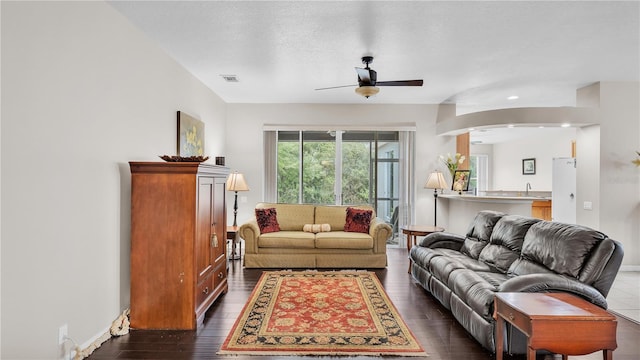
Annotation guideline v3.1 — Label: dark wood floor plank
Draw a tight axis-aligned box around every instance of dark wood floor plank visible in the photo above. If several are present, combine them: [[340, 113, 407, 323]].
[[87, 248, 639, 360]]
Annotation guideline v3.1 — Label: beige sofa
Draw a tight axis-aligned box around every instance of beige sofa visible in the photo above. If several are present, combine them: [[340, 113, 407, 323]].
[[239, 203, 392, 268]]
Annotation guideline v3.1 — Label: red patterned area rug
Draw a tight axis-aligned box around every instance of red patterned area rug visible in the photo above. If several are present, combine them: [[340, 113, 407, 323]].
[[218, 271, 427, 356]]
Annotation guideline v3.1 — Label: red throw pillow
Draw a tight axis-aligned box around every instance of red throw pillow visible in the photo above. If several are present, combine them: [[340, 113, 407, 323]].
[[345, 207, 372, 233], [255, 208, 280, 234]]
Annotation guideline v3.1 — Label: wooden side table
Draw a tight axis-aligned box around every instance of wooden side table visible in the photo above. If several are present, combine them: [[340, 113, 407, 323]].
[[403, 225, 444, 273], [494, 292, 617, 360], [226, 226, 241, 261]]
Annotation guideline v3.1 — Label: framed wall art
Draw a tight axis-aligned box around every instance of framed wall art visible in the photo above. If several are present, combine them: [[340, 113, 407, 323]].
[[452, 170, 470, 193], [177, 111, 204, 156], [522, 158, 536, 175]]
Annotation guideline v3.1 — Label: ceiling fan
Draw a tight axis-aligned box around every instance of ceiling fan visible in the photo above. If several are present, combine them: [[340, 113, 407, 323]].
[[315, 56, 423, 98]]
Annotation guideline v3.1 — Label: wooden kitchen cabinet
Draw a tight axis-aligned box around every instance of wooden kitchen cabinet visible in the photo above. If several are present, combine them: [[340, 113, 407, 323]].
[[129, 162, 229, 329], [531, 200, 552, 221]]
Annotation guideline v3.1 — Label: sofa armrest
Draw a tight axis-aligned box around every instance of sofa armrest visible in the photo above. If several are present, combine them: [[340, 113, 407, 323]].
[[239, 220, 260, 254], [417, 232, 465, 251], [370, 217, 391, 254], [498, 273, 608, 309]]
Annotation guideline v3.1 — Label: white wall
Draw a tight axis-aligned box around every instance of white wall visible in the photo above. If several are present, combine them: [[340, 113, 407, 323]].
[[492, 129, 576, 191], [597, 82, 640, 268], [576, 125, 601, 228], [224, 104, 455, 230], [574, 82, 640, 268], [1, 2, 227, 358]]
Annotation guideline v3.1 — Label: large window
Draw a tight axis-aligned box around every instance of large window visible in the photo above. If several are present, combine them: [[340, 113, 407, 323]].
[[277, 131, 337, 204], [277, 130, 398, 204], [276, 130, 401, 244]]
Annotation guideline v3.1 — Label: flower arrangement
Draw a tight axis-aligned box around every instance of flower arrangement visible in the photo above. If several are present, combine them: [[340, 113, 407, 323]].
[[633, 151, 640, 167], [440, 153, 466, 178]]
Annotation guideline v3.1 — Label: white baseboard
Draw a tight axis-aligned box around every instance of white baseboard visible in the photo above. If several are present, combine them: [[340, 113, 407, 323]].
[[620, 265, 640, 272], [74, 326, 111, 359]]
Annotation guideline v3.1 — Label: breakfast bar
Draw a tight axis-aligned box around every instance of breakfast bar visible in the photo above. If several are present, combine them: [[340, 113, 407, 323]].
[[438, 191, 552, 234]]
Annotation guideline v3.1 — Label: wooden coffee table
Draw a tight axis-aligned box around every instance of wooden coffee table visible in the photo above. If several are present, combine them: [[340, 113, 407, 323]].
[[494, 292, 617, 360], [403, 225, 444, 273]]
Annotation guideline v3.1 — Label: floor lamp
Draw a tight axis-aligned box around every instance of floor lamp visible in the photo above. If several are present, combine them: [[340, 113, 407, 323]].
[[226, 171, 249, 227], [424, 171, 447, 226]]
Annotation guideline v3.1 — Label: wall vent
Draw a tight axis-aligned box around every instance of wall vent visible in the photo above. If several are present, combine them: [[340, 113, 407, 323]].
[[220, 75, 239, 82]]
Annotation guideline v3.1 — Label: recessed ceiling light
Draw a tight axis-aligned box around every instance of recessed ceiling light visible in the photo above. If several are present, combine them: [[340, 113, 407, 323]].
[[538, 126, 545, 128], [507, 95, 519, 100], [561, 123, 570, 128]]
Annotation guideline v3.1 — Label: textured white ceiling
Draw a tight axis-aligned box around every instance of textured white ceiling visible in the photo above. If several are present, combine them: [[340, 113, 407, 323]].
[[108, 1, 639, 115]]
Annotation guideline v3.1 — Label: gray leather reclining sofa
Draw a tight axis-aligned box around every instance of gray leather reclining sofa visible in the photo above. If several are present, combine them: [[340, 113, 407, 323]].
[[409, 210, 624, 355]]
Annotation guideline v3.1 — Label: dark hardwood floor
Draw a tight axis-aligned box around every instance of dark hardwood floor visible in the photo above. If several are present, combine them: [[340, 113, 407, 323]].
[[87, 248, 640, 359]]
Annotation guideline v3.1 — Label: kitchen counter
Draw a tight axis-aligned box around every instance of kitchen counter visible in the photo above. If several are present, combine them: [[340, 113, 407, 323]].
[[440, 193, 551, 203], [437, 191, 552, 234]]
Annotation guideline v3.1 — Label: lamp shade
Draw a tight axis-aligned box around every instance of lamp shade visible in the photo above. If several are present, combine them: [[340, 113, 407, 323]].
[[355, 86, 380, 98], [227, 172, 249, 192], [424, 171, 447, 190]]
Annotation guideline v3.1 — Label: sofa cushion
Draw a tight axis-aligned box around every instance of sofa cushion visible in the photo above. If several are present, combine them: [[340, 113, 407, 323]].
[[578, 238, 617, 287], [256, 203, 315, 231], [507, 258, 555, 276], [314, 205, 374, 231], [428, 251, 492, 285], [449, 270, 504, 319], [410, 247, 449, 270], [344, 207, 373, 233], [460, 210, 505, 259], [519, 221, 606, 278], [427, 254, 467, 282], [315, 231, 373, 249], [255, 208, 280, 234], [258, 231, 315, 248], [465, 210, 506, 242], [479, 215, 541, 273], [460, 238, 488, 259]]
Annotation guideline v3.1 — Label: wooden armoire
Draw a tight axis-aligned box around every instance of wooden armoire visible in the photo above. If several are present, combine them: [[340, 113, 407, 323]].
[[129, 162, 229, 329]]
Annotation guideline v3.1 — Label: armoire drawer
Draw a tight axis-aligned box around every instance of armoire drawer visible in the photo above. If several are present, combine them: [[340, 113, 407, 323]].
[[196, 273, 215, 308], [213, 265, 226, 290]]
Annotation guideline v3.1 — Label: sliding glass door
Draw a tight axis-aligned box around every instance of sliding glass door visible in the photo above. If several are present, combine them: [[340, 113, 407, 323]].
[[375, 137, 399, 240]]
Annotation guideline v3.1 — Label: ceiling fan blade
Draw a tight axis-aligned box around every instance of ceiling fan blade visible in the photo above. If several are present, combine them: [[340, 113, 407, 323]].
[[355, 67, 372, 84], [315, 84, 357, 91], [376, 80, 424, 87]]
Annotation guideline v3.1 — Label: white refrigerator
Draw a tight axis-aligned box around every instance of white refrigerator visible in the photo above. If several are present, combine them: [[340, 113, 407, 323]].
[[552, 157, 576, 223]]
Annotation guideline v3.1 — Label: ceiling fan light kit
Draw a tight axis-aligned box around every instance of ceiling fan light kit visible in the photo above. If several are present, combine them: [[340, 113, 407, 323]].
[[316, 56, 423, 98], [355, 85, 380, 98]]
